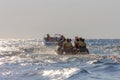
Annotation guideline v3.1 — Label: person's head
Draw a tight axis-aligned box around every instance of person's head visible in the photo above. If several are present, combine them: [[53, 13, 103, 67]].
[[67, 38, 71, 42], [75, 36, 79, 41], [47, 34, 50, 37], [76, 38, 79, 41], [80, 38, 85, 42], [61, 35, 65, 38]]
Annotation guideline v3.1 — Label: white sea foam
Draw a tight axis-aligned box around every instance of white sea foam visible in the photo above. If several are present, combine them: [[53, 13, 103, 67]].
[[43, 68, 80, 80]]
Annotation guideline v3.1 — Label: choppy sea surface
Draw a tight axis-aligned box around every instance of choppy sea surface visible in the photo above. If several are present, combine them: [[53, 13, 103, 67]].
[[0, 39, 120, 80]]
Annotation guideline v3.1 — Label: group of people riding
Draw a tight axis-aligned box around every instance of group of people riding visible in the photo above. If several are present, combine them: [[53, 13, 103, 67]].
[[44, 34, 89, 54], [57, 35, 89, 54]]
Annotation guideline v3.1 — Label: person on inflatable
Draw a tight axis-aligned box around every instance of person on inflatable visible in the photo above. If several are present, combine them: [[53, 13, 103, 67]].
[[63, 38, 73, 53]]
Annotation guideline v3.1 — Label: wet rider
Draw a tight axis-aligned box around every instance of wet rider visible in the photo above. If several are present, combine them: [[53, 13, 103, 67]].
[[58, 35, 66, 46], [63, 38, 73, 53], [74, 37, 87, 52], [46, 34, 51, 41], [77, 37, 87, 52], [57, 35, 66, 53], [74, 36, 80, 49]]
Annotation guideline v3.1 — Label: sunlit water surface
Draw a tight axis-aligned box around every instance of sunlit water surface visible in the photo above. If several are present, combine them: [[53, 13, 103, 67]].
[[0, 39, 120, 80]]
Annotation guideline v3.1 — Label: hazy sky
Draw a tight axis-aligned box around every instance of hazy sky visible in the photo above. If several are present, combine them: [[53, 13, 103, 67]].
[[0, 0, 120, 39]]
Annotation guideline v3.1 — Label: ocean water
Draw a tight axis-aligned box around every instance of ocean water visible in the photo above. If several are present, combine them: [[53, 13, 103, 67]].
[[0, 39, 120, 80]]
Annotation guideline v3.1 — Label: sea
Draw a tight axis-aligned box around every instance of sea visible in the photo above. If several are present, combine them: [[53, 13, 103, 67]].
[[0, 39, 120, 80]]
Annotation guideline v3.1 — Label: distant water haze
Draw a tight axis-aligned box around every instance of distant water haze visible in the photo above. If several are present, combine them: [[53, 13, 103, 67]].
[[0, 0, 120, 39]]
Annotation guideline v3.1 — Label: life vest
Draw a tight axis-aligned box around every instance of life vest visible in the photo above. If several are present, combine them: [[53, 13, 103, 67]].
[[64, 42, 73, 48], [78, 41, 86, 47]]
